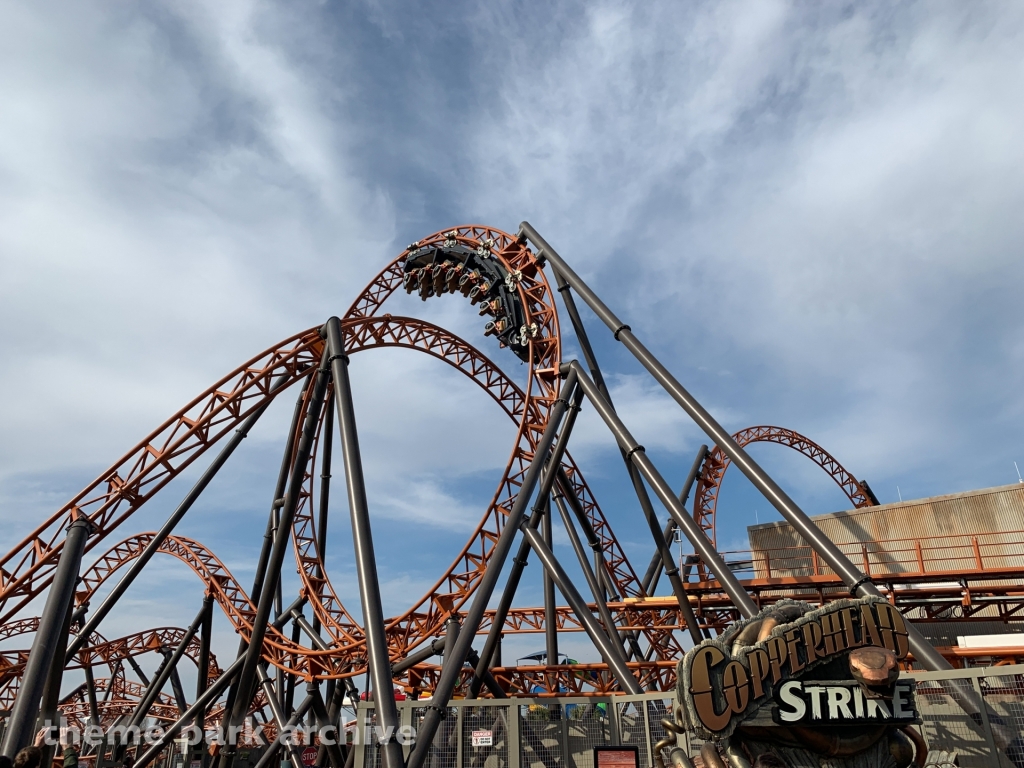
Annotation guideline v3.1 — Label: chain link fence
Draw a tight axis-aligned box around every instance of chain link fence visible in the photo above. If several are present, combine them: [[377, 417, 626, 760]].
[[353, 664, 1024, 768]]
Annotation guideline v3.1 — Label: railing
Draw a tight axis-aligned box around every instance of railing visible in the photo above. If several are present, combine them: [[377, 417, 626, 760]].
[[688, 530, 1024, 582], [351, 664, 1024, 768], [353, 692, 681, 768]]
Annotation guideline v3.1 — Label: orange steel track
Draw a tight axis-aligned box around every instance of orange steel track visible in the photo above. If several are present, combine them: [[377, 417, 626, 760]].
[[693, 425, 877, 548], [2, 222, 1022, 730]]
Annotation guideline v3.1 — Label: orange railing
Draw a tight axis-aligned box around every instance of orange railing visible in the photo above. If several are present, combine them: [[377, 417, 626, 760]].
[[686, 529, 1024, 581]]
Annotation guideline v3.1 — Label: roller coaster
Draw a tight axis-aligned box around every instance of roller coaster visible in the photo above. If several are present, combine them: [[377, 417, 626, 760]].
[[2, 223, 1022, 768]]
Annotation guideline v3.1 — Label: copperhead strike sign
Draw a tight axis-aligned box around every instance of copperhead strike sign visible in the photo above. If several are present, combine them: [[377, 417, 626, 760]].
[[676, 597, 922, 766]]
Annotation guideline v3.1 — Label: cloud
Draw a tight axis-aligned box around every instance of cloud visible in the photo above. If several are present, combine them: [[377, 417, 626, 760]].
[[3, 0, 1024, 679], [0, 0, 394, 486]]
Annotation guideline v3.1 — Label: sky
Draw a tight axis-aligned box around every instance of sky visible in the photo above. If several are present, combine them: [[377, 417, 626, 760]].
[[1, 0, 1023, 683]]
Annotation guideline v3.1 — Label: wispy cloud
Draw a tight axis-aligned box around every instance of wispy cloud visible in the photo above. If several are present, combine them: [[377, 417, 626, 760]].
[[2, 0, 1023, 672]]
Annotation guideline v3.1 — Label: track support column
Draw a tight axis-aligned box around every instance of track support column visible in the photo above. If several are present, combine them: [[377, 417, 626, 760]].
[[522, 220, 950, 671], [324, 316, 403, 768], [520, 526, 641, 694], [218, 349, 330, 768], [542, 497, 559, 666], [468, 378, 584, 697], [2, 516, 92, 758], [407, 371, 579, 768]]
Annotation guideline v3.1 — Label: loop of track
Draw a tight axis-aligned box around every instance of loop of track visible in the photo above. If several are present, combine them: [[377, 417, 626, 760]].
[[0, 225, 680, 694]]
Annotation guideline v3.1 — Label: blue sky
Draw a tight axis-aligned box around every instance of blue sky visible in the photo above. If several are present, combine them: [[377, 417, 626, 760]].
[[1, 1, 1023, 676]]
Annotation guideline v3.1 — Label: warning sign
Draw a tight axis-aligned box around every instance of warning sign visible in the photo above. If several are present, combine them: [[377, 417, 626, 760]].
[[471, 730, 493, 747]]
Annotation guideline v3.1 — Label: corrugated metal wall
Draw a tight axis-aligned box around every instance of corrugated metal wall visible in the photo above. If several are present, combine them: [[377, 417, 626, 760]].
[[746, 483, 1024, 577]]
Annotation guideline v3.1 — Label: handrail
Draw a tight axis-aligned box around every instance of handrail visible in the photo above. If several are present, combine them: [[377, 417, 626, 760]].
[[688, 530, 1024, 580]]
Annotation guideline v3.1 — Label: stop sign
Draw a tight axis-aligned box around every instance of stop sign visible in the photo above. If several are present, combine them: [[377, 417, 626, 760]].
[[302, 747, 318, 767]]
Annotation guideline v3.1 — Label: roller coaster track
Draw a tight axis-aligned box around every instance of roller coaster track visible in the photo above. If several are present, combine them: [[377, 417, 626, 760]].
[[0, 621, 220, 710], [693, 425, 876, 547], [4, 222, 1017, 763]]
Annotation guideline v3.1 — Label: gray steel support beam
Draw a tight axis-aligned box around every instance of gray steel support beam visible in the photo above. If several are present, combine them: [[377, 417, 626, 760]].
[[520, 525, 642, 694], [103, 661, 122, 705], [133, 651, 248, 766], [642, 446, 708, 596], [168, 662, 189, 716], [307, 685, 346, 768], [83, 659, 100, 726], [542, 257, 701, 642], [522, 220, 950, 671], [2, 516, 91, 757], [313, 391, 334, 637], [284, 620, 301, 717], [551, 493, 638, 660], [69, 373, 293, 659], [220, 377, 311, 737], [463, 649, 504, 699], [286, 613, 350, 768], [257, 667, 305, 768], [251, 686, 314, 768], [129, 604, 207, 731], [389, 637, 447, 676], [127, 655, 151, 687], [194, 594, 215, 746], [467, 377, 583, 698], [569, 361, 759, 617], [406, 371, 579, 768], [552, 470, 619, 605], [324, 316, 402, 768], [542, 497, 559, 666], [219, 348, 331, 768], [36, 600, 75, 768]]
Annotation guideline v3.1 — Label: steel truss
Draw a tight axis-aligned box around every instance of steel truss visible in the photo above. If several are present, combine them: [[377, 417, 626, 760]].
[[1, 223, 1017, 768]]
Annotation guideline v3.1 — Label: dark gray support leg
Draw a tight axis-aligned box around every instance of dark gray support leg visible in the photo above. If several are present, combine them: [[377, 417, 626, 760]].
[[308, 684, 346, 768], [68, 373, 293, 659], [551, 493, 638, 660], [491, 636, 501, 669], [313, 391, 334, 637], [310, 404, 334, 734], [323, 316, 402, 768], [219, 350, 331, 768], [127, 655, 151, 687], [220, 376, 312, 734], [129, 603, 208, 731], [568, 361, 759, 618], [389, 637, 447, 675], [251, 690, 315, 768], [542, 497, 559, 666], [36, 600, 75, 768], [284, 620, 302, 717], [2, 516, 91, 757], [133, 654, 245, 767], [543, 265, 700, 641], [83, 659, 101, 726], [442, 617, 460, 664], [169, 662, 189, 715], [194, 594, 214, 758], [552, 470, 620, 604], [103, 660, 122, 705], [520, 526, 641, 694], [523, 220, 949, 671], [256, 667, 305, 768], [641, 446, 708, 596], [468, 381, 584, 698], [273, 609, 345, 768], [406, 371, 579, 768], [625, 460, 703, 642], [463, 649, 504, 698]]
